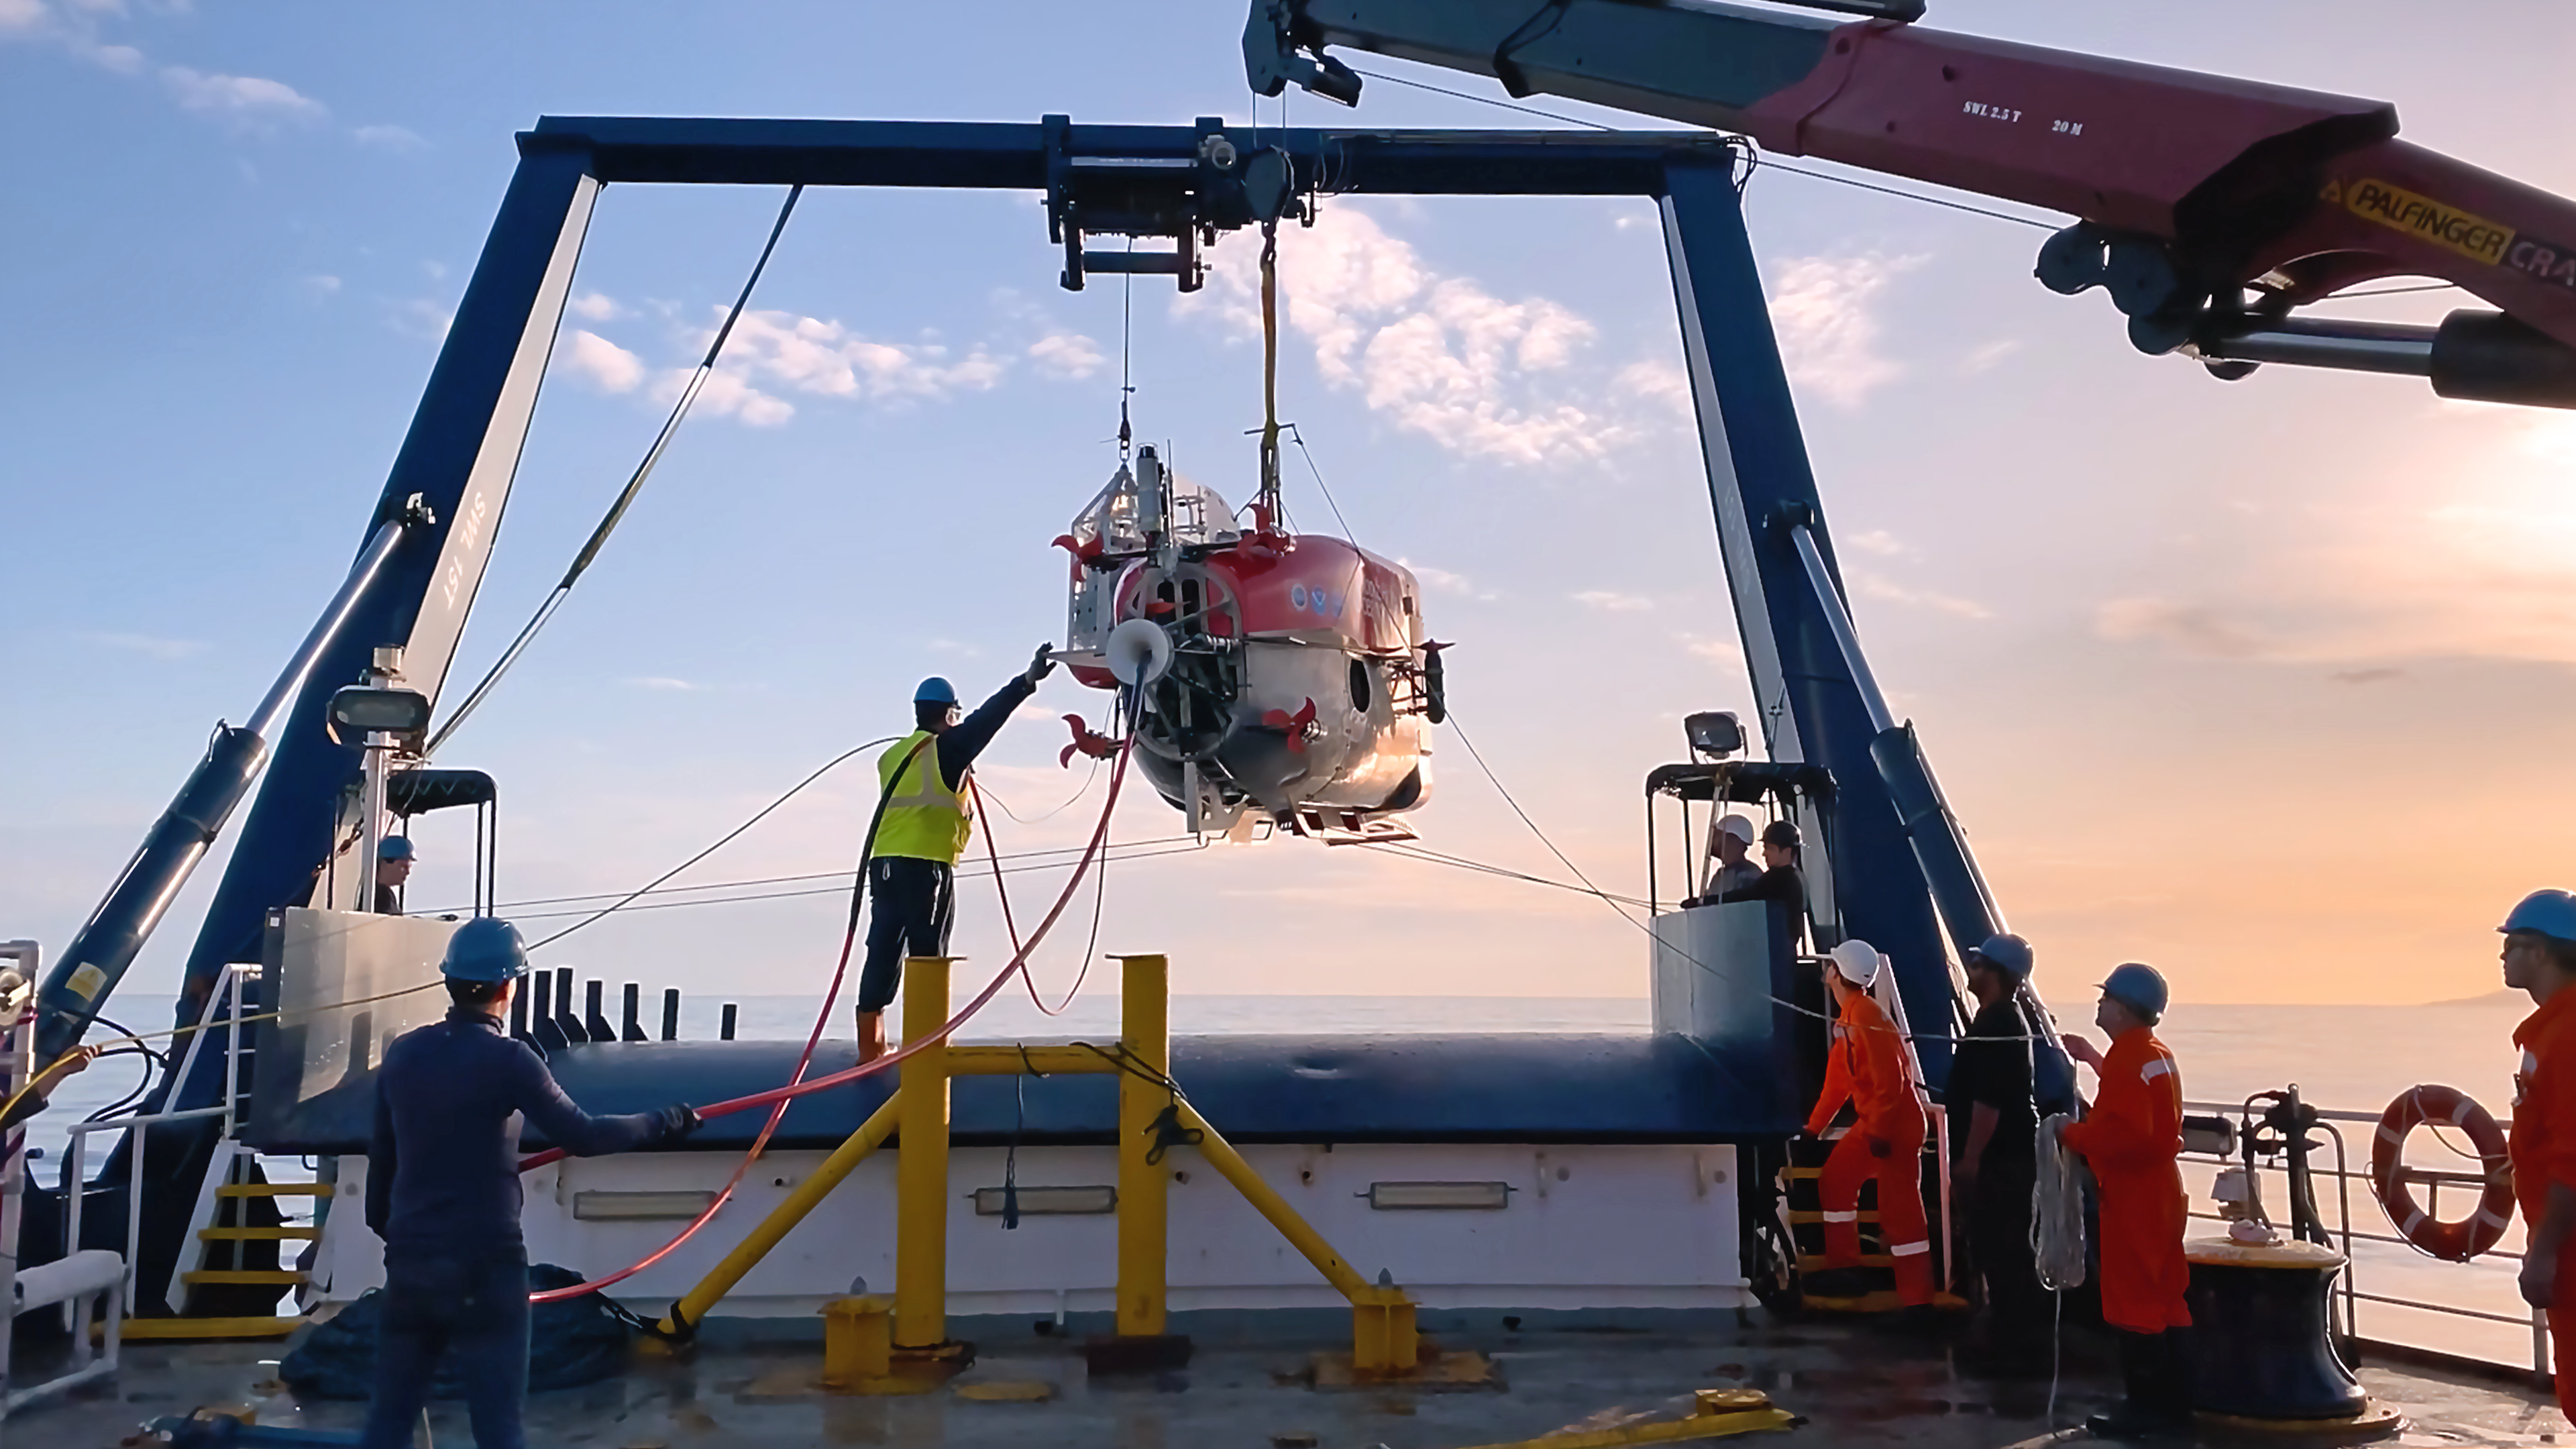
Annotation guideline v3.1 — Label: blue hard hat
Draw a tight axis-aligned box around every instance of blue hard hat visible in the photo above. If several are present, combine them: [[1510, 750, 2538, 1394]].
[[914, 676, 958, 706], [378, 835, 415, 863], [2099, 962, 2169, 1020], [440, 918, 530, 983], [1967, 932, 2033, 979], [2501, 890, 2576, 945]]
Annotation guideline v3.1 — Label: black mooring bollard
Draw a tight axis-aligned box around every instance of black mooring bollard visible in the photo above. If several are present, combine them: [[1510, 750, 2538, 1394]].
[[720, 1002, 738, 1041], [661, 987, 680, 1042]]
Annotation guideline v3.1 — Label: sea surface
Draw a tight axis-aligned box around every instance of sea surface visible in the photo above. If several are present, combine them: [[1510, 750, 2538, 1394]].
[[34, 991, 2540, 1367]]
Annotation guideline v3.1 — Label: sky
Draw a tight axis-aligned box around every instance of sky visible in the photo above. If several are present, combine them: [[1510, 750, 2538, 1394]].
[[5, 1, 2575, 1016]]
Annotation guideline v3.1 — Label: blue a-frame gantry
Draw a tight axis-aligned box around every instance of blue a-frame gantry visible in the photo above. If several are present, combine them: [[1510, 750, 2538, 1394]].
[[42, 115, 2020, 1103]]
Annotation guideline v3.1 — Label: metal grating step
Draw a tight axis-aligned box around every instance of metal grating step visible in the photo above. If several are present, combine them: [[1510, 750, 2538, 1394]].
[[197, 1226, 319, 1242], [119, 1316, 305, 1342], [217, 1183, 332, 1198]]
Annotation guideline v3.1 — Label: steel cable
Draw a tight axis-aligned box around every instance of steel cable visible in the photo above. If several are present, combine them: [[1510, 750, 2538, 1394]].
[[425, 184, 804, 759], [519, 711, 1145, 1305]]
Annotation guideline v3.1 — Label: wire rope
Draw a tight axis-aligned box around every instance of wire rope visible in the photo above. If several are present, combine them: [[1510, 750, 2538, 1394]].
[[424, 184, 805, 759], [520, 711, 1146, 1305], [978, 754, 1105, 824], [413, 827, 1189, 916], [525, 735, 892, 950], [1441, 706, 2066, 1048]]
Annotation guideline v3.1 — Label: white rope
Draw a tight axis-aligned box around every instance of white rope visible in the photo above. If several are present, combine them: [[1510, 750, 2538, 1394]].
[[2033, 1111, 2086, 1426], [2033, 1112, 2087, 1290]]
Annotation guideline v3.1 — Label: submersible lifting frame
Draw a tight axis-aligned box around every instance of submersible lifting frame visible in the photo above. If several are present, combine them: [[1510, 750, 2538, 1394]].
[[29, 116, 2033, 1322]]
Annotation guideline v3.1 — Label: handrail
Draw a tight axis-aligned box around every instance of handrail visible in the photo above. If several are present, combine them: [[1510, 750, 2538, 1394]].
[[2171, 1094, 2543, 1379], [60, 965, 258, 1317]]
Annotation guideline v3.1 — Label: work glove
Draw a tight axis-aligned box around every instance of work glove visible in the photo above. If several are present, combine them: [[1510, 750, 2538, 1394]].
[[1025, 643, 1059, 686], [655, 1104, 702, 1142]]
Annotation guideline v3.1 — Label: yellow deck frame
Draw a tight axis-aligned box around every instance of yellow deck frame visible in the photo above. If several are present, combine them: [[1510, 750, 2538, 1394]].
[[656, 951, 1424, 1379]]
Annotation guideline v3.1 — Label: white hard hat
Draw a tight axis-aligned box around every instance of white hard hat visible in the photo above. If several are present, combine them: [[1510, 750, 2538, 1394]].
[[1715, 813, 1756, 845], [1826, 939, 1882, 988]]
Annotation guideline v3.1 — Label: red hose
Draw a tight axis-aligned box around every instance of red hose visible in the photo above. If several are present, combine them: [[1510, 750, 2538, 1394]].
[[523, 731, 1136, 1303]]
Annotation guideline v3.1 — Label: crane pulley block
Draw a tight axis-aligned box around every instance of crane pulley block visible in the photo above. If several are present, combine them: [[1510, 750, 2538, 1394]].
[[1043, 113, 1309, 293]]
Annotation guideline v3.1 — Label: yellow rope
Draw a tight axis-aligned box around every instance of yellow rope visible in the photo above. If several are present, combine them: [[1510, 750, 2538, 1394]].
[[1257, 218, 1283, 523]]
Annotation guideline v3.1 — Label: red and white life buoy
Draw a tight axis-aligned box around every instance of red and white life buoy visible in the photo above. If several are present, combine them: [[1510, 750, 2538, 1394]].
[[2371, 1085, 2514, 1262]]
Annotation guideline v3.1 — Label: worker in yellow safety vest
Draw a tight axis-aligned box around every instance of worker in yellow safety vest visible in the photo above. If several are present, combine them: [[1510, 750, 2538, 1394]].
[[857, 647, 1055, 1061]]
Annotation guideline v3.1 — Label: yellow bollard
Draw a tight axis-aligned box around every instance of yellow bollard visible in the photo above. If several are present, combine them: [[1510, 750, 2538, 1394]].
[[820, 1295, 894, 1387], [1114, 953, 1170, 1340], [1351, 1287, 1419, 1375], [894, 955, 952, 1350]]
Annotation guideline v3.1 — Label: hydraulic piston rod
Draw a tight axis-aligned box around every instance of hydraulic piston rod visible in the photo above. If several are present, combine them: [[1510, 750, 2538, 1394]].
[[2196, 310, 2576, 409], [34, 514, 419, 1062]]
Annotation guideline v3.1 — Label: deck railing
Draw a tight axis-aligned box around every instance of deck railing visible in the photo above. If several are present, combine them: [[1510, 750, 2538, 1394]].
[[59, 965, 257, 1317], [2178, 1097, 2545, 1382]]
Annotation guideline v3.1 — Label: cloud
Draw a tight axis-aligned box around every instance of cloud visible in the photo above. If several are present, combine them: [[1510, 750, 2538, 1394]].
[[2094, 598, 2271, 659], [160, 65, 325, 125], [1846, 529, 1911, 557], [86, 630, 206, 660], [2, 2, 137, 70], [682, 308, 1006, 421], [1613, 359, 1691, 418], [562, 329, 644, 393], [2330, 667, 2404, 686], [301, 274, 339, 298], [1026, 332, 1105, 380], [625, 676, 702, 692], [1572, 590, 1653, 613], [1185, 206, 1644, 468], [353, 123, 425, 152], [567, 291, 623, 322], [1766, 252, 1924, 408], [1676, 631, 1743, 666], [1855, 573, 1991, 621], [1401, 559, 1495, 602], [669, 367, 793, 427], [2090, 415, 2576, 669], [78, 38, 137, 71], [1964, 339, 2021, 374], [926, 638, 985, 659], [388, 298, 451, 342]]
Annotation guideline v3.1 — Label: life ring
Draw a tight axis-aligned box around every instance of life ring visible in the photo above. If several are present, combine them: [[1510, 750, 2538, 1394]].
[[2371, 1085, 2513, 1262]]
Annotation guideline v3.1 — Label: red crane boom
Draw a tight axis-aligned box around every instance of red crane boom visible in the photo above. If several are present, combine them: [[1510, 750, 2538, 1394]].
[[1246, 0, 2576, 407]]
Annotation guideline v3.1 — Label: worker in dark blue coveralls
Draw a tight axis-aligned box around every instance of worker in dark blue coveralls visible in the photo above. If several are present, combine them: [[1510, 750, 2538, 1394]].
[[361, 918, 698, 1449], [856, 648, 1056, 1061]]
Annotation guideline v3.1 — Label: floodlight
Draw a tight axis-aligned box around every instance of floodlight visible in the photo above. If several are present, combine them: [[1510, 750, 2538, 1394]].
[[327, 685, 433, 744], [1684, 710, 1744, 759]]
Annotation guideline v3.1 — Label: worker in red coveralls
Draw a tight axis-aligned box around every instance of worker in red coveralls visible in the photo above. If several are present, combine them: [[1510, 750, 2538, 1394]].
[[1801, 939, 1934, 1313], [2057, 961, 2192, 1440], [2502, 890, 2576, 1422]]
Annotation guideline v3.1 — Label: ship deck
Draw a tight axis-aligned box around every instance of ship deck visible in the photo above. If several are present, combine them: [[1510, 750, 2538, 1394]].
[[19, 1311, 2564, 1448]]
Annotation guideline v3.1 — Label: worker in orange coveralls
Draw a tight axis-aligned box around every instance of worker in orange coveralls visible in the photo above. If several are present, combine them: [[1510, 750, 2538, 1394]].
[[2058, 961, 2192, 1440], [1802, 939, 1933, 1311], [2500, 890, 2576, 1423]]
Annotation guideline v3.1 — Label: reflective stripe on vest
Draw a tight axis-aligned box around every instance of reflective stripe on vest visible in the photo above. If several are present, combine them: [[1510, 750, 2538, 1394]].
[[873, 731, 972, 862]]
